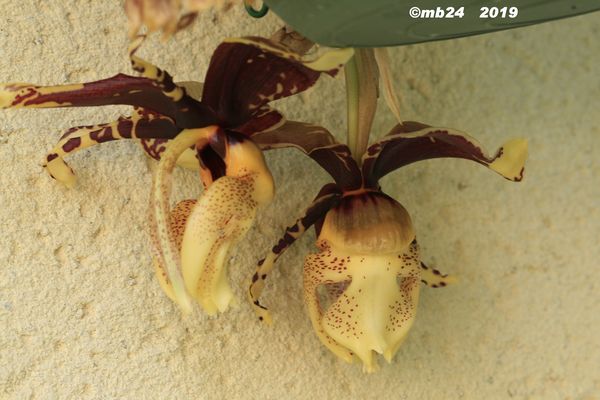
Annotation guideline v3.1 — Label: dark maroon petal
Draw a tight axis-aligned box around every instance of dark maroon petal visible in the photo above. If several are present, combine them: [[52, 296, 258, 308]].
[[1, 74, 216, 128], [234, 106, 285, 136], [201, 37, 350, 128], [362, 121, 528, 188], [252, 120, 362, 190]]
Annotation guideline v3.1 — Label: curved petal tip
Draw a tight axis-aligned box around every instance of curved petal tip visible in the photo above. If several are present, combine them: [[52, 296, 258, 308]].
[[489, 138, 528, 181]]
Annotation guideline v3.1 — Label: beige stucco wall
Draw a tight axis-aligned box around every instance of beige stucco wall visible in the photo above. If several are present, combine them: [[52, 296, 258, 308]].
[[1, 1, 599, 399]]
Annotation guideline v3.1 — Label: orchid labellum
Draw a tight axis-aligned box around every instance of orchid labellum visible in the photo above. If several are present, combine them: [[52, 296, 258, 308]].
[[0, 31, 353, 313], [249, 50, 528, 372]]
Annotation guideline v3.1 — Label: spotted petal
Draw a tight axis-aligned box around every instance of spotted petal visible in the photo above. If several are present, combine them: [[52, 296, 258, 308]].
[[304, 240, 421, 372], [0, 74, 214, 128], [305, 191, 419, 372], [151, 127, 274, 313], [201, 37, 353, 127], [362, 121, 528, 188], [180, 175, 257, 314], [180, 136, 274, 314], [249, 183, 342, 323]]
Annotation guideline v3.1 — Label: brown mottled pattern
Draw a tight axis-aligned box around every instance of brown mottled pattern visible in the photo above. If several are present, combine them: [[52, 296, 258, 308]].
[[11, 86, 38, 106], [270, 185, 341, 259], [182, 175, 258, 312], [140, 138, 168, 160], [60, 126, 90, 140], [89, 126, 114, 143], [309, 145, 362, 190], [117, 117, 134, 138], [304, 239, 421, 366], [420, 261, 454, 288], [249, 183, 341, 315], [42, 108, 181, 181], [303, 241, 355, 362], [201, 40, 329, 127], [15, 74, 214, 129], [129, 38, 178, 95], [61, 137, 81, 152]]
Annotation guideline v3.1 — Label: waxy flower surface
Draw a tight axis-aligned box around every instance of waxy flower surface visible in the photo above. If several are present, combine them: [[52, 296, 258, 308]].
[[250, 120, 527, 371], [0, 32, 353, 313]]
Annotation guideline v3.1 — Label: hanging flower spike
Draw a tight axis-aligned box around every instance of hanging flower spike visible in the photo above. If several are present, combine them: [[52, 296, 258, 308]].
[[251, 120, 527, 371], [0, 30, 353, 312], [148, 35, 353, 312]]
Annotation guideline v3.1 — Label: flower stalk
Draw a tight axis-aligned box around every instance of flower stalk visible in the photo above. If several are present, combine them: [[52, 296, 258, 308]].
[[344, 49, 379, 165]]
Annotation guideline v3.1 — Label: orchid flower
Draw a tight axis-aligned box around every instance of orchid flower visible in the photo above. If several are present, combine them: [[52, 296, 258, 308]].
[[0, 31, 353, 313], [250, 120, 527, 371], [248, 49, 528, 372]]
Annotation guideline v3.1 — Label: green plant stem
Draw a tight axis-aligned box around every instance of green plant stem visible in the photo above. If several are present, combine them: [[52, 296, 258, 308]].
[[344, 48, 378, 165]]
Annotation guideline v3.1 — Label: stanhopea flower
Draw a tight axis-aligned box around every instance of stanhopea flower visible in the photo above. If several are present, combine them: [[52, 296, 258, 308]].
[[249, 120, 528, 371], [0, 30, 353, 313]]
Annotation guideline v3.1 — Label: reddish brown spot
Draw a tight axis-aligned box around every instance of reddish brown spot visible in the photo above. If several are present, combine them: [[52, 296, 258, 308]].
[[90, 126, 114, 143], [141, 138, 167, 160], [59, 126, 82, 140], [516, 167, 525, 182], [117, 117, 134, 138], [11, 87, 38, 106], [62, 137, 81, 152]]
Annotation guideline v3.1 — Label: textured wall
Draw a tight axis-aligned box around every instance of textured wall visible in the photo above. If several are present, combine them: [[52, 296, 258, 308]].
[[1, 1, 599, 399]]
